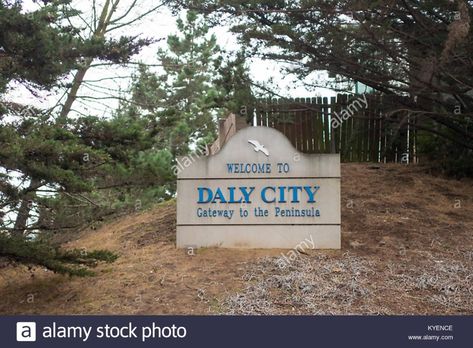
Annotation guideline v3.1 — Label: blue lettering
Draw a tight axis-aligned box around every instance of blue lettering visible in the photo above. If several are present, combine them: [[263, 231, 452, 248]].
[[228, 187, 242, 203], [278, 187, 287, 203], [212, 187, 227, 203], [240, 187, 255, 203], [198, 187, 213, 203], [304, 186, 320, 203], [225, 163, 272, 174], [261, 187, 276, 203], [287, 186, 303, 203]]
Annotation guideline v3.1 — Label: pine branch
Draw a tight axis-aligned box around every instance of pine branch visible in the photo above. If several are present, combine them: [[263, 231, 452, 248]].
[[0, 234, 118, 277]]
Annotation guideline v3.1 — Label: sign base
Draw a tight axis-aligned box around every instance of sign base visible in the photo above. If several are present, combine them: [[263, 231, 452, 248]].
[[177, 225, 340, 249]]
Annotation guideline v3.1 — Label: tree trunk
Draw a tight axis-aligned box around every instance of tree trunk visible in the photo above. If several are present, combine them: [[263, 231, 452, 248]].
[[12, 178, 40, 237]]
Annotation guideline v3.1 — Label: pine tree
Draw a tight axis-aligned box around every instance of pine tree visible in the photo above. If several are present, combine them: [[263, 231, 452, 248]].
[[214, 50, 257, 123], [128, 10, 226, 157], [0, 1, 158, 275]]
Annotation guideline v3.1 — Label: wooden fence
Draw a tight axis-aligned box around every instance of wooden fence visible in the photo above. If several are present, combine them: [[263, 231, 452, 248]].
[[254, 94, 417, 163]]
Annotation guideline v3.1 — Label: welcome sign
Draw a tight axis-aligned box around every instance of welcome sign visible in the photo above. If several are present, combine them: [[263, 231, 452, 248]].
[[176, 127, 341, 249]]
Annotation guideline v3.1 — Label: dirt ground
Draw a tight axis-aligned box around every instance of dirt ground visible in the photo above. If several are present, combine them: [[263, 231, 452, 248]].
[[1, 163, 472, 315]]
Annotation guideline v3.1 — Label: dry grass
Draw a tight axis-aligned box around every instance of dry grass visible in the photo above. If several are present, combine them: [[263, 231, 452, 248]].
[[0, 163, 472, 315], [222, 253, 375, 315], [221, 251, 473, 315], [221, 164, 473, 315], [0, 201, 279, 314]]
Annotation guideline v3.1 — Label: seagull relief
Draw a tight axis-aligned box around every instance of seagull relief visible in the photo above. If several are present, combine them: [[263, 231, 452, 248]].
[[248, 139, 269, 156]]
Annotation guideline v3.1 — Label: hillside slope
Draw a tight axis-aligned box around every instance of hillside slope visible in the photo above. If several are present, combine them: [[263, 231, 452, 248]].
[[1, 164, 472, 315]]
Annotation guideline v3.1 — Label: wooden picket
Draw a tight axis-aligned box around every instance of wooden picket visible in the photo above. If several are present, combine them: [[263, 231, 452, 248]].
[[252, 94, 415, 163]]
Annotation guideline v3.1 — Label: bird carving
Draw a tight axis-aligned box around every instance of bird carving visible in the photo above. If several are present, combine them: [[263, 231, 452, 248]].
[[248, 140, 270, 156]]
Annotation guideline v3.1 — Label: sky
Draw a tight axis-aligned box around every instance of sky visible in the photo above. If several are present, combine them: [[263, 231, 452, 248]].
[[8, 0, 335, 118]]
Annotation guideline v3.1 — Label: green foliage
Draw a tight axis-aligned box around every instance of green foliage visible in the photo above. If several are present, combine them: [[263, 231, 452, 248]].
[[135, 149, 175, 182], [417, 125, 473, 178], [0, 0, 157, 277], [0, 0, 80, 89], [214, 50, 257, 122], [0, 234, 118, 277], [126, 10, 226, 157], [0, 1, 151, 92]]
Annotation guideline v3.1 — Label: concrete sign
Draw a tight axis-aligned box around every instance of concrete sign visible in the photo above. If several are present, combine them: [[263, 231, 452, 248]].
[[176, 127, 341, 249]]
